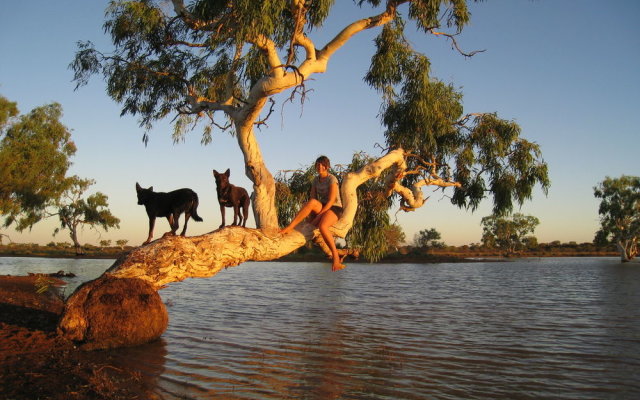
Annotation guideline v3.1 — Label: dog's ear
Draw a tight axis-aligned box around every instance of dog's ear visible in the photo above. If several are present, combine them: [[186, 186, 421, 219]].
[[225, 168, 230, 177], [149, 186, 153, 192], [213, 169, 219, 177], [136, 182, 141, 191]]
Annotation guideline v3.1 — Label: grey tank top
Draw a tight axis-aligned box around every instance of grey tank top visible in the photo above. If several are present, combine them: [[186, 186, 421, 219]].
[[312, 174, 342, 208]]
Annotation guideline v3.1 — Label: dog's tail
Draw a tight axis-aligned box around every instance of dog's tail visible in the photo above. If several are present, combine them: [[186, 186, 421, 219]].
[[191, 192, 203, 222]]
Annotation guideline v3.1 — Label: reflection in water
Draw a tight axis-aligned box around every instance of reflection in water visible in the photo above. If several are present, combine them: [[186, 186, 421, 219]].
[[2, 257, 640, 399], [92, 339, 169, 399]]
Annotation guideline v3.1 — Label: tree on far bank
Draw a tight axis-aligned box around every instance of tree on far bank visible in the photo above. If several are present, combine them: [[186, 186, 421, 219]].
[[384, 224, 406, 253], [0, 96, 77, 231], [481, 213, 540, 256], [414, 228, 445, 249], [52, 177, 120, 255], [593, 175, 639, 262]]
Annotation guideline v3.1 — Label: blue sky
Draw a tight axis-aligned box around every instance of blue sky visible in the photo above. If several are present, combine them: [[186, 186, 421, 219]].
[[1, 1, 638, 247]]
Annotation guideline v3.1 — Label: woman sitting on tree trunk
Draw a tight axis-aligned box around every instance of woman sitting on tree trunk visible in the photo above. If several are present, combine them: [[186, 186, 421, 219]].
[[281, 156, 346, 271]]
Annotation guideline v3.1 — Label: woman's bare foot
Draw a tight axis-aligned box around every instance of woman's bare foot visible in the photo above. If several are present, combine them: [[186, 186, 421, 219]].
[[331, 263, 346, 272]]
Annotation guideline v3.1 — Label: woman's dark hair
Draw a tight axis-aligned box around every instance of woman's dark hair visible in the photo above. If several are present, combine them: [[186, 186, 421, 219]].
[[315, 155, 330, 169]]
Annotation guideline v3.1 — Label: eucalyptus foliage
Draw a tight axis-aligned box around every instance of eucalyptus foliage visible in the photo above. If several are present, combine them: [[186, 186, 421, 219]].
[[414, 227, 443, 248], [343, 152, 394, 262], [0, 96, 77, 230], [275, 166, 315, 228], [73, 0, 341, 137], [593, 175, 640, 261], [71, 1, 478, 140], [481, 213, 540, 256], [376, 75, 549, 215]]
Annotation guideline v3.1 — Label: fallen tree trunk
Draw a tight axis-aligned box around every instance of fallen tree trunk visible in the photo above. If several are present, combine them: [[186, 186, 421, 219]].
[[57, 226, 307, 349]]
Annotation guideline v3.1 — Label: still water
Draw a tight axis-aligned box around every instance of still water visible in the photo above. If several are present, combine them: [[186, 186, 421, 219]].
[[2, 257, 639, 399]]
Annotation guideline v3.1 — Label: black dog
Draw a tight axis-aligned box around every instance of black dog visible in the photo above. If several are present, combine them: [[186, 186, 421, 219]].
[[135, 183, 203, 245], [213, 169, 250, 228]]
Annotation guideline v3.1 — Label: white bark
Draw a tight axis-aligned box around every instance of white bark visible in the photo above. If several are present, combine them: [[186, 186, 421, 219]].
[[234, 109, 279, 229], [617, 239, 638, 262], [332, 148, 455, 237], [108, 227, 305, 290]]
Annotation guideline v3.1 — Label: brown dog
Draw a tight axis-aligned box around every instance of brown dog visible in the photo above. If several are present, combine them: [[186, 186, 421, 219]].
[[213, 169, 250, 228]]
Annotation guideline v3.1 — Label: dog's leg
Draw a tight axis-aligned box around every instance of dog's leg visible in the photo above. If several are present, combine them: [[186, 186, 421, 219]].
[[219, 205, 226, 228], [143, 216, 156, 245], [181, 212, 190, 236], [241, 198, 249, 227], [238, 208, 244, 227], [171, 213, 180, 234], [232, 205, 240, 226], [164, 214, 177, 237]]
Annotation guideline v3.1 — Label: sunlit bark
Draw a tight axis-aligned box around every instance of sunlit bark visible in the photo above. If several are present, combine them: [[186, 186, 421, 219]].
[[617, 239, 638, 262]]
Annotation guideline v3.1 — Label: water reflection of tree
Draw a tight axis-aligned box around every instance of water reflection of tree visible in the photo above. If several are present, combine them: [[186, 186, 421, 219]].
[[98, 339, 168, 398], [237, 313, 407, 398]]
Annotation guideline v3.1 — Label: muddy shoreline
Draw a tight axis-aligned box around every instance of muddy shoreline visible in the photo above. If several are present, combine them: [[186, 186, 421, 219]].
[[0, 275, 155, 399]]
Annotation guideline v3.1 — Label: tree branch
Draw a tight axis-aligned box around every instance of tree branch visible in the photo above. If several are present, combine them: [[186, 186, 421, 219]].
[[317, 0, 408, 62], [428, 29, 486, 58], [185, 91, 240, 120], [108, 227, 306, 288], [254, 98, 276, 129], [250, 34, 285, 78], [288, 0, 316, 64]]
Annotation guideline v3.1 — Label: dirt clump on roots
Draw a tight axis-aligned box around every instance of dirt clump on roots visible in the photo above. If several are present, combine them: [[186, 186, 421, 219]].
[[59, 276, 169, 350], [0, 275, 158, 399]]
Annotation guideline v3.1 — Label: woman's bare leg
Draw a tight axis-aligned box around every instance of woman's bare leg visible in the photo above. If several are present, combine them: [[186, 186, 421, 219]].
[[318, 210, 345, 271], [280, 199, 322, 234]]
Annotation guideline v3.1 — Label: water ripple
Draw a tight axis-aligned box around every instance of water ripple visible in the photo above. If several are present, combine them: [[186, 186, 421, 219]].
[[126, 258, 640, 399]]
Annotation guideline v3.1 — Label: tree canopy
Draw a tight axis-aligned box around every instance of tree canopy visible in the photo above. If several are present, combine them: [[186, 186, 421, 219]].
[[0, 96, 77, 231], [72, 0, 549, 237], [414, 227, 444, 249], [481, 213, 540, 256], [594, 175, 639, 261]]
